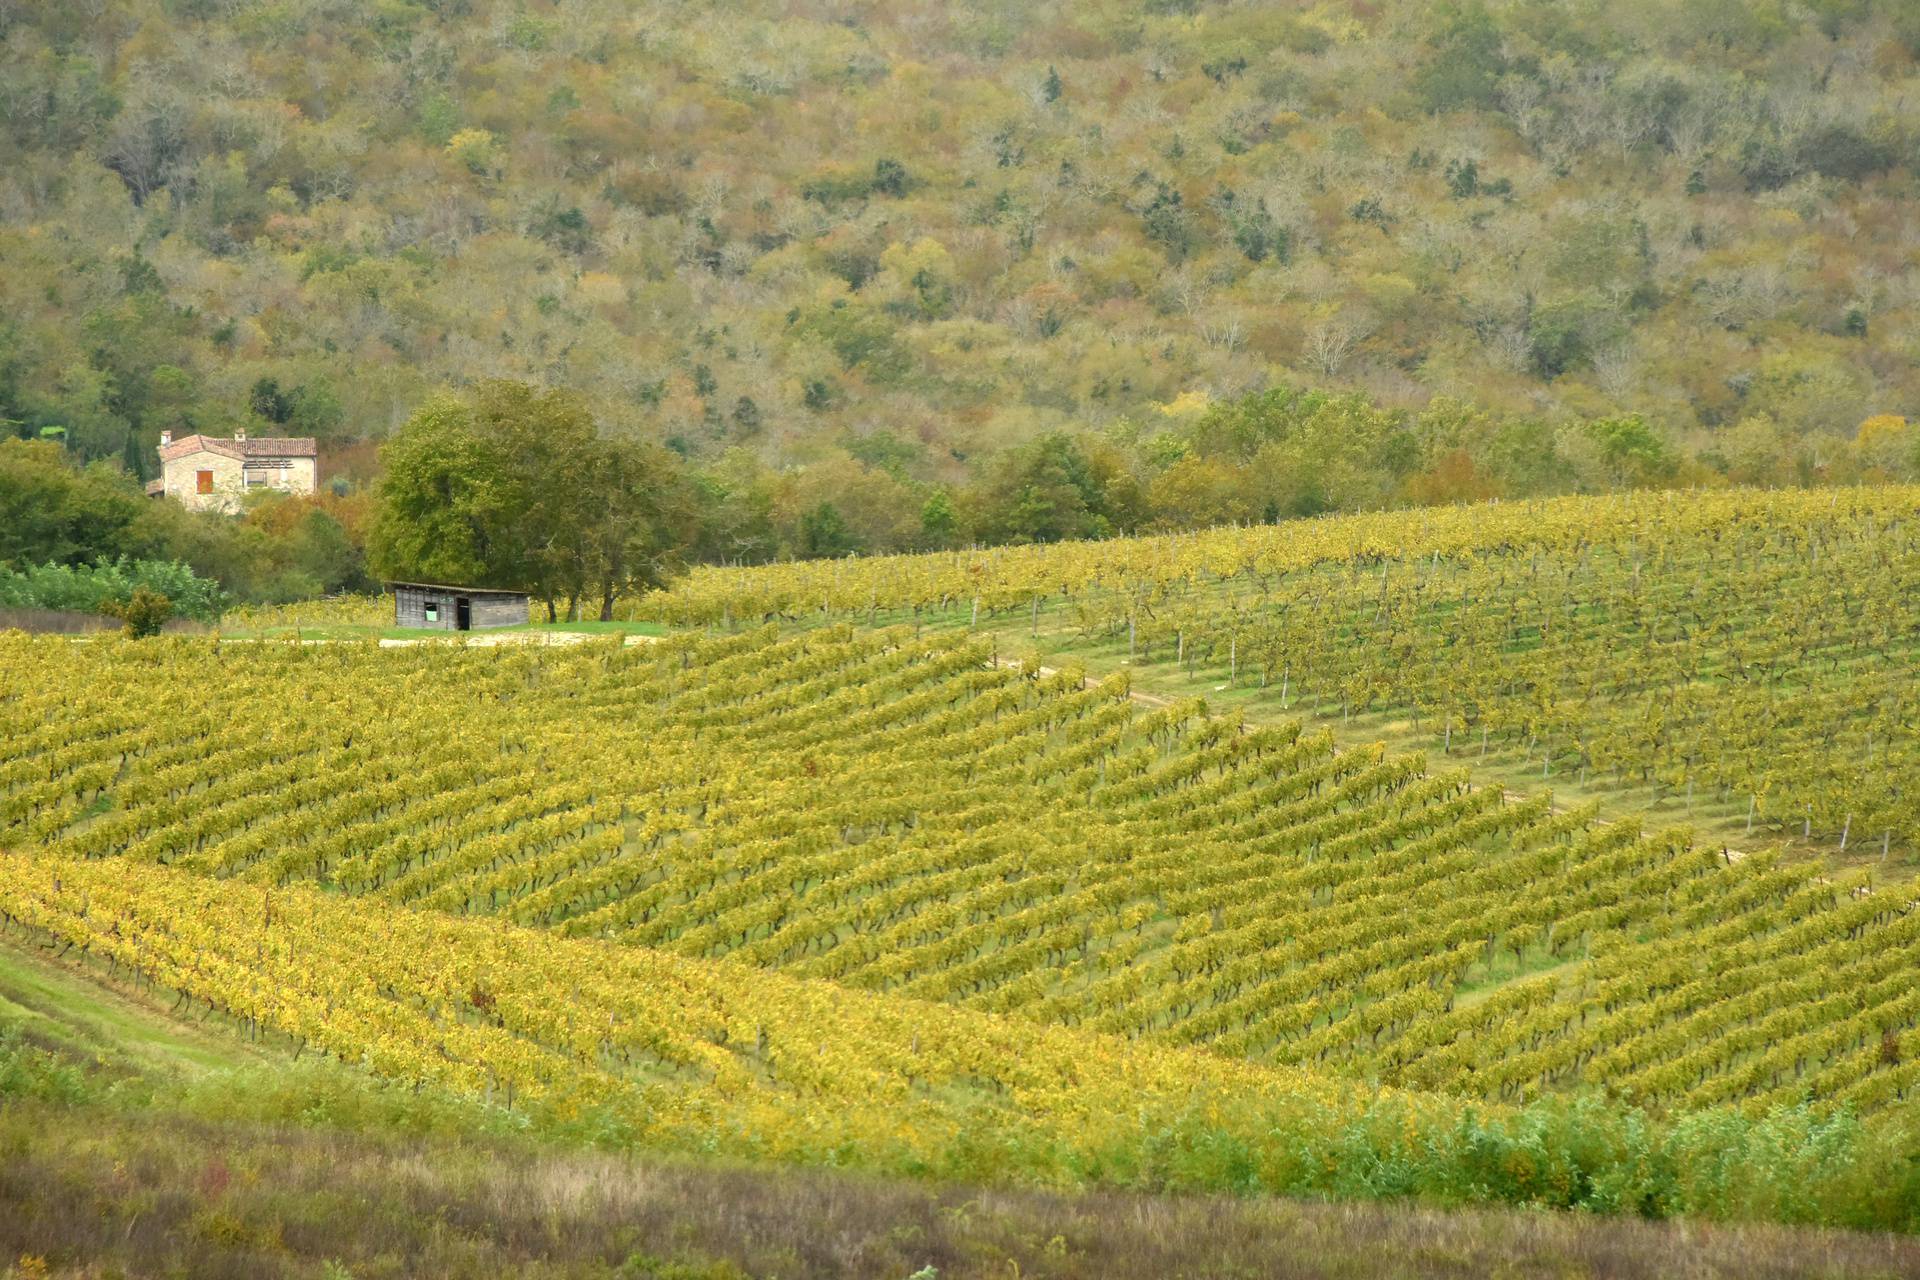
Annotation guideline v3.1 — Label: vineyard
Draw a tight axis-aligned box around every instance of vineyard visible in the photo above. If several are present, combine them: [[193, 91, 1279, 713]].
[[637, 488, 1920, 854], [8, 497, 1920, 1229], [4, 627, 1918, 1126], [10, 850, 1920, 1231], [15, 0, 1920, 1258]]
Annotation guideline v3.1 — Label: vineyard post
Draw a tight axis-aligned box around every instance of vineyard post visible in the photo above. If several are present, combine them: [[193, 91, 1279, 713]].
[[1839, 813, 1851, 852], [1230, 637, 1236, 684], [1882, 830, 1890, 862], [1746, 794, 1755, 834], [1128, 613, 1135, 660], [970, 596, 979, 630], [1031, 596, 1039, 636]]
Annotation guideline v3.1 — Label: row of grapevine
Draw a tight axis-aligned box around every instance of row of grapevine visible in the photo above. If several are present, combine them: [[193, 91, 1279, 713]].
[[635, 487, 1920, 849], [4, 628, 1916, 1116], [10, 849, 1917, 1228]]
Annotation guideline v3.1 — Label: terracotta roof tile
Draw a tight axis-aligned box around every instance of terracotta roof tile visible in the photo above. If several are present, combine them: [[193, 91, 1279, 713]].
[[159, 434, 241, 462], [241, 437, 317, 458], [157, 434, 317, 462]]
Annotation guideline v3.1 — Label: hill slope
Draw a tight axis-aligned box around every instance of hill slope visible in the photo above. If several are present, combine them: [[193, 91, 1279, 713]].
[[6, 615, 1919, 1119], [6, 958, 1918, 1278], [7, 843, 1920, 1231], [640, 486, 1920, 855], [3, 1, 1917, 509]]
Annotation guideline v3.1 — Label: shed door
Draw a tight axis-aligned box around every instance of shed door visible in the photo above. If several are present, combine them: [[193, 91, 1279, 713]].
[[456, 597, 471, 630], [196, 469, 214, 494]]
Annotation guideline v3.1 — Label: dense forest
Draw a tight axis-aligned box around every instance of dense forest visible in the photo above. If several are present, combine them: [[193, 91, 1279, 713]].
[[3, 0, 1919, 565]]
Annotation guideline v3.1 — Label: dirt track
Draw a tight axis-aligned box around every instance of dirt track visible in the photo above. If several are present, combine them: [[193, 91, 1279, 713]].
[[374, 631, 657, 648]]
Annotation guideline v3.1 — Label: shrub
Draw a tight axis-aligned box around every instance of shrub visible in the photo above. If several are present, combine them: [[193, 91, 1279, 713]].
[[101, 586, 174, 638], [0, 558, 223, 623]]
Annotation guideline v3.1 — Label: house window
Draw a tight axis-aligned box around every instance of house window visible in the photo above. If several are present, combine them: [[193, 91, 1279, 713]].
[[424, 602, 439, 623], [196, 469, 214, 494]]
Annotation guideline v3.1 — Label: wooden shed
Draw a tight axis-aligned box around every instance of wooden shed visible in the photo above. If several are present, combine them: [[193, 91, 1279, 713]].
[[388, 582, 530, 632]]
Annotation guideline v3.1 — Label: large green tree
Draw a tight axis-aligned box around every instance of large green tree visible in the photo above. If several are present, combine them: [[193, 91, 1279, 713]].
[[0, 440, 153, 568], [369, 381, 693, 618], [962, 434, 1144, 544], [574, 432, 698, 620], [365, 392, 527, 591]]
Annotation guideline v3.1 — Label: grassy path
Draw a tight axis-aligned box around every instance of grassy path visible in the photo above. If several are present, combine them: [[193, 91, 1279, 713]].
[[0, 934, 267, 1075], [952, 607, 1920, 878]]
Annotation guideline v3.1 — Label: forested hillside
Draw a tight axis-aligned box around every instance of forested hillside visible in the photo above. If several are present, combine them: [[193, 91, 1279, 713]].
[[4, 0, 1919, 557]]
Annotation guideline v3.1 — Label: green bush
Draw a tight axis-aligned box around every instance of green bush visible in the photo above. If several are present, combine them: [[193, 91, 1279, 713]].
[[0, 1032, 94, 1106], [100, 585, 175, 638], [0, 557, 224, 622]]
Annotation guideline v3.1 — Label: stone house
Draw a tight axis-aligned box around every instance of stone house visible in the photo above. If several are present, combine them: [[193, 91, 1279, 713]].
[[149, 429, 318, 513]]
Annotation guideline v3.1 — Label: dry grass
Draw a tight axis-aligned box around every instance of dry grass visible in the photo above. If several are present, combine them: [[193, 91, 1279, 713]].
[[0, 607, 205, 635], [2, 1104, 1916, 1280]]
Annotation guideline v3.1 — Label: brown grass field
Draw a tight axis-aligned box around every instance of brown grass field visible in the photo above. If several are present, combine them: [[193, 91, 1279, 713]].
[[6, 1102, 1920, 1280]]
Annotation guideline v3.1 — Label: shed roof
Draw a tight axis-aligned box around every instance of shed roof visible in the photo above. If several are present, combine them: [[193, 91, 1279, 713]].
[[386, 581, 531, 596]]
